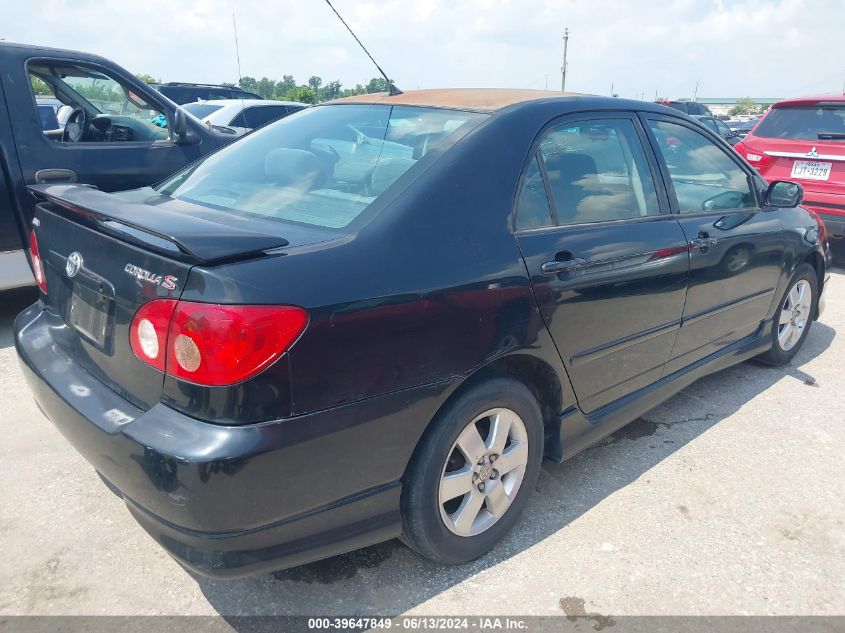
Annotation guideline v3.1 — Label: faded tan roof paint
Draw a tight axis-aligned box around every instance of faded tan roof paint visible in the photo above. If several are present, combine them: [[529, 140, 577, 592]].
[[327, 88, 582, 111]]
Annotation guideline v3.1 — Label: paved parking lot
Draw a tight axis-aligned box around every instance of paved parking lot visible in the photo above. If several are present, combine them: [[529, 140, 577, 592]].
[[1, 253, 843, 618]]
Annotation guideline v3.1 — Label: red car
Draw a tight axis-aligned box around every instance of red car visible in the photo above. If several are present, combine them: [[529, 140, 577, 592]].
[[734, 93, 845, 239]]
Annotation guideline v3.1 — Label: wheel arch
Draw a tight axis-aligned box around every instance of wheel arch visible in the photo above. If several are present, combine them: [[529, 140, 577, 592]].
[[800, 249, 826, 318], [403, 353, 565, 483]]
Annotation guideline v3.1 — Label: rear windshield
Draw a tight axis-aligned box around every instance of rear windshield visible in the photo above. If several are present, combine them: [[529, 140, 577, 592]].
[[182, 103, 224, 119], [753, 105, 845, 141], [156, 104, 487, 229]]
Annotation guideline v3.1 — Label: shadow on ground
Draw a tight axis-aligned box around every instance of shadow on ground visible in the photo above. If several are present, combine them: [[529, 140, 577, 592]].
[[194, 276, 838, 618], [0, 287, 37, 349]]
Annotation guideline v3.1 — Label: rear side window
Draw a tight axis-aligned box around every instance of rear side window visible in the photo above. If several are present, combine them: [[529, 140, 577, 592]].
[[753, 106, 845, 141], [157, 104, 487, 229], [515, 156, 553, 230], [536, 118, 660, 224], [182, 103, 224, 119], [648, 120, 756, 213], [230, 105, 290, 129]]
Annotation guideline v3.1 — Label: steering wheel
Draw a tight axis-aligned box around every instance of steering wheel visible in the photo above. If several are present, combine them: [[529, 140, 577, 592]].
[[63, 107, 89, 142]]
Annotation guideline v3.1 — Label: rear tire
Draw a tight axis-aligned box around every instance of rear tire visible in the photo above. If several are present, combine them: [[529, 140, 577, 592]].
[[757, 263, 817, 366], [400, 378, 543, 565]]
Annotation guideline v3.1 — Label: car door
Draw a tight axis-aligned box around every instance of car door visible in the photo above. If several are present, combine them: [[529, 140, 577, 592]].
[[515, 114, 690, 413], [642, 114, 786, 374], [8, 57, 210, 224]]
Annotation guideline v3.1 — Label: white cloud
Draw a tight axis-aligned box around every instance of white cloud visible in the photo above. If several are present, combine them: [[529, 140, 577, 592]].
[[1, 0, 842, 99]]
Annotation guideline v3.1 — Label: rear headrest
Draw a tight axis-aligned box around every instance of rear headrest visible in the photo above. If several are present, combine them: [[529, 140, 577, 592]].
[[265, 148, 321, 186], [544, 153, 599, 183], [371, 158, 416, 195]]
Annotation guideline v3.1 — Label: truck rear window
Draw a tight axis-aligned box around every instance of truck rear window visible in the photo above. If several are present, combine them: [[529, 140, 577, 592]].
[[156, 104, 487, 229], [753, 106, 845, 141]]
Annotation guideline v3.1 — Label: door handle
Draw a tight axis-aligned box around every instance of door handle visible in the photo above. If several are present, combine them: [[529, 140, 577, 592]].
[[541, 257, 586, 275], [35, 169, 77, 184]]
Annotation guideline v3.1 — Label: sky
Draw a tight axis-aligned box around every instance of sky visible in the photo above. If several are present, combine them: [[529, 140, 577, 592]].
[[2, 0, 843, 100]]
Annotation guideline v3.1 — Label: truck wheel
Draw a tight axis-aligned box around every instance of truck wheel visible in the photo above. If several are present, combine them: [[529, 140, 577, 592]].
[[400, 378, 543, 564], [757, 263, 817, 366]]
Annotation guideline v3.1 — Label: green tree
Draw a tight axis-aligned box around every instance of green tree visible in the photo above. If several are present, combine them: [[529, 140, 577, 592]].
[[135, 73, 158, 84], [238, 76, 257, 92], [340, 84, 367, 98], [286, 85, 317, 104], [318, 80, 342, 102], [308, 76, 323, 92], [729, 97, 757, 116], [257, 77, 276, 99], [365, 77, 390, 93], [220, 82, 236, 88], [30, 75, 53, 96], [274, 75, 296, 99]]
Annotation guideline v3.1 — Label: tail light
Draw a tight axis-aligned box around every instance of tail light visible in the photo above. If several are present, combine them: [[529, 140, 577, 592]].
[[734, 140, 775, 173], [129, 299, 178, 371], [130, 300, 308, 386], [807, 209, 828, 245], [29, 229, 47, 294]]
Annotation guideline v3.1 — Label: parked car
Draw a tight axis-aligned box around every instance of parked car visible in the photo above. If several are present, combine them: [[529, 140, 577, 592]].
[[691, 115, 741, 145], [734, 93, 845, 238], [0, 42, 240, 291], [656, 99, 713, 116], [182, 99, 306, 136], [727, 117, 759, 139], [151, 82, 263, 105], [16, 89, 830, 579]]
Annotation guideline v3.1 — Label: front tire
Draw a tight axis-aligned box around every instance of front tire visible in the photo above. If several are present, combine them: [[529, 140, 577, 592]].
[[757, 263, 817, 366], [401, 378, 543, 565]]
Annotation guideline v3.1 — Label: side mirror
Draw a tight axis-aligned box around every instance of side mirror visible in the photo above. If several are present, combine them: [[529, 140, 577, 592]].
[[765, 181, 803, 208], [173, 108, 188, 142]]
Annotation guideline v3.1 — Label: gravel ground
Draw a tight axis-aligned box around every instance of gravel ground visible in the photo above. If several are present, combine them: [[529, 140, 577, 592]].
[[0, 249, 843, 618]]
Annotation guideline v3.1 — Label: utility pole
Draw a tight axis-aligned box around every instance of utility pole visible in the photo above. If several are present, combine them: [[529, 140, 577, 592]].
[[561, 28, 570, 92], [693, 80, 699, 102]]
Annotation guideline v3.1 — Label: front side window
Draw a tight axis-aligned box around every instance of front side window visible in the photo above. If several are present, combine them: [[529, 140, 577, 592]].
[[28, 62, 167, 143], [157, 104, 487, 229], [536, 118, 660, 224], [648, 120, 755, 213], [715, 120, 733, 137]]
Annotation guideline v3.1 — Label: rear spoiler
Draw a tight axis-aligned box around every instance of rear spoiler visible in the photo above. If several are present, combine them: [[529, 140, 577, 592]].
[[28, 183, 288, 264]]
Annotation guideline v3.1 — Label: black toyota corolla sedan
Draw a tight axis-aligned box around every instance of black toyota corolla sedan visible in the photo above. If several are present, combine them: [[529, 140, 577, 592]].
[[16, 89, 831, 578]]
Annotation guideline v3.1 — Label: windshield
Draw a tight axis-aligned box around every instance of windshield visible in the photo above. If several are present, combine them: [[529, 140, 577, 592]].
[[182, 103, 225, 119], [753, 105, 845, 141], [157, 104, 487, 229]]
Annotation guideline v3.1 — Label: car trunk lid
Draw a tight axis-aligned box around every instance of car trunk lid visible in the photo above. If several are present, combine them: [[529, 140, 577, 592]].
[[28, 184, 294, 410]]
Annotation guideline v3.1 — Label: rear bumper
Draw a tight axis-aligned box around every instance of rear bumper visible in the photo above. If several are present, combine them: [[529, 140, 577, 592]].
[[802, 194, 845, 237], [14, 303, 445, 578]]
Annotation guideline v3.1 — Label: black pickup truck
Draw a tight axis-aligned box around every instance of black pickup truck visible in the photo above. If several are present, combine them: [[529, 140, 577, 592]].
[[0, 42, 233, 291]]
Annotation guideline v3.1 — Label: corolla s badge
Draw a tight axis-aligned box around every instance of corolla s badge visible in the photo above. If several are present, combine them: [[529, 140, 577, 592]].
[[806, 146, 819, 158], [125, 263, 178, 291], [65, 252, 83, 278]]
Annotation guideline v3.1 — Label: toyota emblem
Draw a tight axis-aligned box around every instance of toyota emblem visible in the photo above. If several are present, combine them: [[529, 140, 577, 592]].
[[65, 252, 83, 278]]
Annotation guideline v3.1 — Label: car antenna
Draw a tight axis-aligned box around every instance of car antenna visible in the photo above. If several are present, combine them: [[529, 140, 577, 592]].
[[232, 12, 247, 120], [322, 0, 403, 96]]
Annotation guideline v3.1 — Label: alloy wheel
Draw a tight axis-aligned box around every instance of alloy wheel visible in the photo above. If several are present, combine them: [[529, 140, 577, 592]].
[[438, 407, 529, 537], [777, 279, 812, 352]]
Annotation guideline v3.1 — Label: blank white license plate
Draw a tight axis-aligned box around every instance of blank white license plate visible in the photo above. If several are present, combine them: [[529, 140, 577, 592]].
[[791, 160, 832, 181]]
